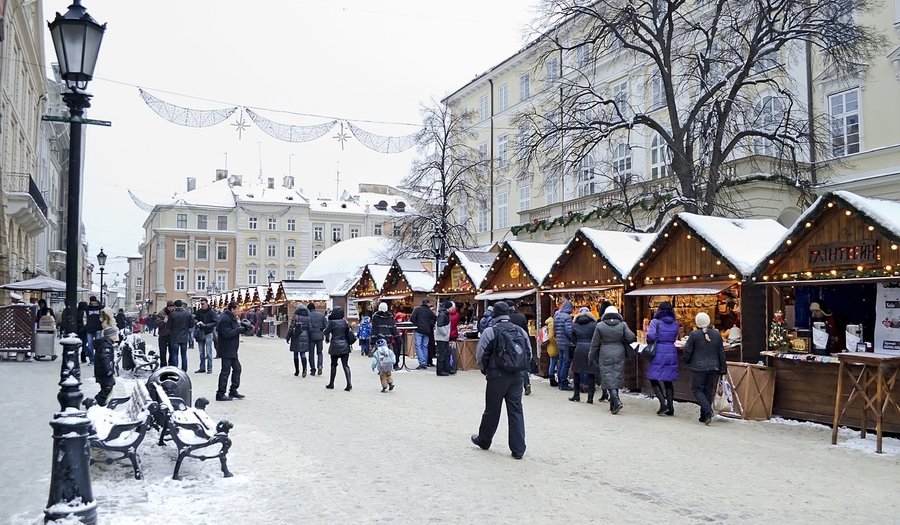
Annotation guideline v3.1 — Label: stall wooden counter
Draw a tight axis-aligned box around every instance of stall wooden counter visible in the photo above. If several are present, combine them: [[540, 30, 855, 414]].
[[455, 338, 479, 371]]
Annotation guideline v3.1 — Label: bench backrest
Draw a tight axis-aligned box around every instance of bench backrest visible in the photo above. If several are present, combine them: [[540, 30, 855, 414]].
[[126, 382, 153, 421]]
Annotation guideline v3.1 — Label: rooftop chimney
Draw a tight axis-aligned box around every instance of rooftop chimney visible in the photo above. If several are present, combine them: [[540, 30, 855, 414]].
[[215, 169, 228, 181], [187, 177, 196, 192], [267, 177, 275, 189], [283, 176, 294, 189], [229, 174, 242, 186]]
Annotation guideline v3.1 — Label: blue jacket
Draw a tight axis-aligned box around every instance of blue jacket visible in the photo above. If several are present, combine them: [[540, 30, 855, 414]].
[[645, 310, 681, 382], [553, 301, 575, 350]]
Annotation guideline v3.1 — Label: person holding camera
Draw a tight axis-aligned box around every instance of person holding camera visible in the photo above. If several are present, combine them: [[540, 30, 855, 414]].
[[216, 301, 253, 401]]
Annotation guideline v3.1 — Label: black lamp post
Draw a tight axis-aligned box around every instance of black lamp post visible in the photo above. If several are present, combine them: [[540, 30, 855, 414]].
[[45, 1, 105, 523], [431, 232, 445, 287], [97, 248, 106, 306]]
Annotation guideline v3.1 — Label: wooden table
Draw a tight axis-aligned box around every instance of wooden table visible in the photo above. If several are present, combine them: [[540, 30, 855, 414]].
[[831, 353, 900, 453]]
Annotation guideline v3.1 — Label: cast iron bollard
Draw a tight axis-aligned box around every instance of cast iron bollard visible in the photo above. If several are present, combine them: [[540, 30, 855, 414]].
[[44, 334, 97, 524]]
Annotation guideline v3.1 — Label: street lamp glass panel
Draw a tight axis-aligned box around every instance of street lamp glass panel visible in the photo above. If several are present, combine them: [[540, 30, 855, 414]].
[[47, 1, 106, 90], [431, 235, 443, 253], [96, 248, 107, 267]]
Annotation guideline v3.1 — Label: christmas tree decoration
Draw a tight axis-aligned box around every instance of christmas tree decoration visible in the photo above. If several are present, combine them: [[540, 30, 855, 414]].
[[768, 311, 791, 352]]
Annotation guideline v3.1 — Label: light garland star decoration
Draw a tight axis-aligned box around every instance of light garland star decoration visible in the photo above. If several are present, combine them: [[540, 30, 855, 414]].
[[333, 122, 351, 150], [231, 110, 250, 139]]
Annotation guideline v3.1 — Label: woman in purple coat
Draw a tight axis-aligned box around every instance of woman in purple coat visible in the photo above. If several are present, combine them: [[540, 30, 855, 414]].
[[646, 301, 680, 416]]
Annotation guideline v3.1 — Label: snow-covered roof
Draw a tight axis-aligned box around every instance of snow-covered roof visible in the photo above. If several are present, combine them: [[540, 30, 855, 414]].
[[367, 264, 392, 292], [357, 192, 418, 216], [167, 178, 236, 208], [405, 270, 436, 293], [834, 191, 900, 238], [455, 250, 497, 288], [281, 280, 329, 302], [330, 267, 365, 297], [506, 241, 566, 283], [678, 213, 787, 276], [300, 236, 397, 293], [233, 183, 307, 205], [310, 198, 367, 214], [579, 229, 657, 278]]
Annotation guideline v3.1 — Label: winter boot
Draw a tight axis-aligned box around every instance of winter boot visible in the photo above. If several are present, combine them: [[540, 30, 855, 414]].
[[302, 367, 307, 378], [294, 365, 300, 377], [325, 366, 337, 389], [587, 390, 595, 404], [599, 389, 609, 402], [664, 384, 675, 416], [609, 389, 623, 414], [569, 390, 581, 402], [549, 374, 558, 387], [343, 368, 352, 391], [652, 383, 667, 416]]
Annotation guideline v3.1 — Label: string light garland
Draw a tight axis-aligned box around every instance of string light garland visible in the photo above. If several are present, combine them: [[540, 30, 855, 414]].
[[139, 88, 236, 127], [246, 109, 337, 143]]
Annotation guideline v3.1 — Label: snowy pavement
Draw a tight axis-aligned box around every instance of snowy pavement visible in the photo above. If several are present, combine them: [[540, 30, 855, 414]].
[[2, 335, 900, 524]]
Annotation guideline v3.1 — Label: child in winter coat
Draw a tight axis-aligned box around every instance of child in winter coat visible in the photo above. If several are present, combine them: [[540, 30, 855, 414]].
[[370, 338, 396, 392], [358, 316, 373, 356], [94, 326, 119, 406]]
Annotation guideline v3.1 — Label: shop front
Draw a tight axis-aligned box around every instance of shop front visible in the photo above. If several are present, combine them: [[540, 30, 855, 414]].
[[625, 213, 787, 405], [378, 259, 436, 356], [477, 240, 566, 369], [433, 250, 497, 371], [350, 264, 392, 318], [539, 228, 655, 375], [279, 279, 330, 337], [754, 191, 900, 431]]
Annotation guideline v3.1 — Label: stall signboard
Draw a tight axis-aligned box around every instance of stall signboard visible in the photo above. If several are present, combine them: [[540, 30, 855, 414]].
[[875, 282, 900, 354], [808, 241, 878, 268], [451, 266, 471, 291]]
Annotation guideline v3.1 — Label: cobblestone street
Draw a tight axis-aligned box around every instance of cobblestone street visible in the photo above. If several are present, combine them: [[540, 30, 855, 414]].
[[2, 335, 899, 524]]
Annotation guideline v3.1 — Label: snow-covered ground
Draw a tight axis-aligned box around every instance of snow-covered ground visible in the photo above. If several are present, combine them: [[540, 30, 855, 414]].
[[3, 335, 900, 524]]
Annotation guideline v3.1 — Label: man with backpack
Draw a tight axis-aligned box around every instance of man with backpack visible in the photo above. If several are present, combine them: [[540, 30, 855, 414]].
[[470, 301, 529, 460]]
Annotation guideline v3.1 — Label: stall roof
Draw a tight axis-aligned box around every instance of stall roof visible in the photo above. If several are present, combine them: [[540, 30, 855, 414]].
[[455, 250, 497, 289], [506, 240, 566, 283], [678, 213, 787, 276], [474, 289, 536, 301], [330, 267, 364, 297], [405, 270, 437, 293], [579, 229, 657, 277], [837, 191, 900, 238], [368, 264, 392, 292], [626, 281, 735, 296], [300, 236, 398, 293], [281, 280, 330, 302]]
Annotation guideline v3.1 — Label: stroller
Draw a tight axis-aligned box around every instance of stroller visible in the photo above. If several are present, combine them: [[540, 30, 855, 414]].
[[119, 330, 159, 377]]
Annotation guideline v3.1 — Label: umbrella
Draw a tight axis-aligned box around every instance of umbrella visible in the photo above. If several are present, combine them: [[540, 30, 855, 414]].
[[0, 275, 88, 293]]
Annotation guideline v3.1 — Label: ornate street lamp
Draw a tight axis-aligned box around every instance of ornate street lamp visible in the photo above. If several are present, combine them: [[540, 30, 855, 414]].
[[431, 232, 445, 286], [45, 2, 105, 523], [96, 248, 106, 306]]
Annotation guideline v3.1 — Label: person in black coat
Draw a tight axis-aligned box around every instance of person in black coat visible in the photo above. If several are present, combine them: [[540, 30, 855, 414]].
[[93, 326, 119, 406], [371, 302, 401, 369], [76, 301, 88, 362], [683, 312, 727, 425], [114, 308, 129, 330], [569, 307, 599, 403], [508, 303, 532, 395], [216, 302, 253, 401], [410, 299, 436, 370], [194, 298, 219, 374], [307, 303, 328, 376], [166, 300, 194, 372], [323, 306, 354, 391], [286, 305, 311, 377]]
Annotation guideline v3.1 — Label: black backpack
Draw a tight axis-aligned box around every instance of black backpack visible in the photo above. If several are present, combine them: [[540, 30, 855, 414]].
[[492, 321, 531, 372]]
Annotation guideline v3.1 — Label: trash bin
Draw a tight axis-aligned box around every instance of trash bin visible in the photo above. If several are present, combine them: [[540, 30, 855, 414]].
[[33, 316, 57, 360], [147, 366, 192, 405]]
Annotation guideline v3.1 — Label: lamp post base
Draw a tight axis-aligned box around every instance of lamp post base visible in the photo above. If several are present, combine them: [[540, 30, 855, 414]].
[[44, 336, 96, 524]]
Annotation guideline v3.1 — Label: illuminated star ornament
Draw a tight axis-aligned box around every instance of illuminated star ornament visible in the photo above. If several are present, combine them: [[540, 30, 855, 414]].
[[231, 109, 250, 139], [333, 122, 351, 150]]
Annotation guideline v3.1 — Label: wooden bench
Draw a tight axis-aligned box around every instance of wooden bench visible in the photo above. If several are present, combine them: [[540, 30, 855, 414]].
[[149, 382, 234, 480], [83, 382, 157, 479]]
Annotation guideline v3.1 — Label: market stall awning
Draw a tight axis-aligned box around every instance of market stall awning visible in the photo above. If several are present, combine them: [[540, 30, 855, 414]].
[[378, 294, 410, 301], [542, 285, 617, 294], [474, 289, 536, 301], [626, 281, 735, 296]]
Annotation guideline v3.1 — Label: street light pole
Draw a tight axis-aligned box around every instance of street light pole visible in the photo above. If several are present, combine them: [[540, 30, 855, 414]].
[[45, 2, 105, 523], [97, 248, 106, 307]]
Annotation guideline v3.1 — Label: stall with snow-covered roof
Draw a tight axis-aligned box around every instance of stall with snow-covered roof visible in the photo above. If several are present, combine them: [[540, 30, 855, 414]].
[[624, 213, 786, 402], [378, 259, 435, 313], [352, 264, 393, 313], [477, 241, 566, 357], [434, 250, 497, 324], [751, 191, 900, 430], [280, 280, 329, 334], [329, 267, 365, 321]]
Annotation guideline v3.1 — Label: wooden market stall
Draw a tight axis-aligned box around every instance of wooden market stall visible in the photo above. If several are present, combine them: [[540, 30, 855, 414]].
[[279, 280, 329, 337], [539, 228, 655, 375], [433, 250, 497, 371], [330, 266, 365, 319], [477, 240, 566, 368], [378, 259, 436, 356], [625, 213, 787, 406], [351, 264, 393, 317], [753, 191, 900, 431]]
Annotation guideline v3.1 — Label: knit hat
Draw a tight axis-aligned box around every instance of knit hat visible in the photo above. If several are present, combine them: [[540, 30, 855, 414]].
[[102, 326, 119, 338], [578, 306, 591, 314], [375, 338, 387, 347], [378, 302, 388, 312], [605, 305, 619, 316], [695, 312, 711, 328], [422, 298, 431, 306], [492, 301, 510, 316], [809, 302, 821, 312], [442, 300, 454, 310], [486, 305, 493, 312], [166, 300, 175, 307]]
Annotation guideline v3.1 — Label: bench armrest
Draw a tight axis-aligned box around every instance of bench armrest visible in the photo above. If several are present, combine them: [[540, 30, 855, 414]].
[[106, 396, 132, 410]]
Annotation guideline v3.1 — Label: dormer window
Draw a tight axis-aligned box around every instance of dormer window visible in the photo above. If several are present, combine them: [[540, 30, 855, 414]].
[[374, 200, 389, 211]]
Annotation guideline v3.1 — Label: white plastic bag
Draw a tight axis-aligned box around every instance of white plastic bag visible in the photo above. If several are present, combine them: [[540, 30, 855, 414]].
[[713, 379, 731, 413]]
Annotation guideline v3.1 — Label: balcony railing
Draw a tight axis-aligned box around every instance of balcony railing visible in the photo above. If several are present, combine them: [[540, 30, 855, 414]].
[[3, 173, 48, 218]]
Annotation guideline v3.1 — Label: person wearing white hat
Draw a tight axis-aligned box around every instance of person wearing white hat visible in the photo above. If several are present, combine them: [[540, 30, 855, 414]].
[[9, 293, 23, 303], [682, 312, 727, 425], [588, 305, 636, 414]]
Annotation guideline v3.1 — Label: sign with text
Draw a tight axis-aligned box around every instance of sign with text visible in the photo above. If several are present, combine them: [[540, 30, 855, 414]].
[[808, 241, 878, 268], [875, 282, 900, 354]]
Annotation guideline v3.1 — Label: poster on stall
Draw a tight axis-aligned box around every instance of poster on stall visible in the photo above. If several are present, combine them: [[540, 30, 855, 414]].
[[874, 282, 900, 354]]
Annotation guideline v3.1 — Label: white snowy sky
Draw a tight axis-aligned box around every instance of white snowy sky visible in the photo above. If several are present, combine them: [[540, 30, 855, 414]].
[[41, 0, 539, 286]]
